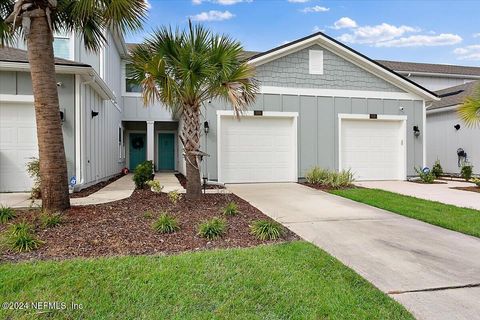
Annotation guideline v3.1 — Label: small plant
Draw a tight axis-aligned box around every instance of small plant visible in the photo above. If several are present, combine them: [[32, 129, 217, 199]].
[[223, 201, 239, 216], [152, 213, 180, 234], [26, 157, 41, 199], [415, 167, 436, 184], [143, 210, 155, 219], [168, 190, 182, 205], [39, 211, 62, 228], [250, 220, 285, 241], [305, 167, 330, 184], [0, 206, 16, 224], [198, 217, 227, 240], [461, 163, 474, 181], [472, 178, 480, 187], [305, 166, 355, 188], [431, 160, 443, 178], [146, 180, 164, 193], [3, 222, 43, 252], [133, 160, 154, 189]]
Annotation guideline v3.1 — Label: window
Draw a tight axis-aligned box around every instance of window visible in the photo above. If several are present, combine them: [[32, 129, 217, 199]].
[[125, 63, 142, 93], [53, 36, 72, 60], [309, 50, 324, 75]]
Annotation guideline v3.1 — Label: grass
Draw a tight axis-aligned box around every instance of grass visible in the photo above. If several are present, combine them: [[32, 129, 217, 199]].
[[0, 241, 412, 320], [331, 188, 480, 238]]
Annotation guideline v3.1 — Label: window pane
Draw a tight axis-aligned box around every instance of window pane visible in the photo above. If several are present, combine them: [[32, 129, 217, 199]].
[[126, 78, 142, 93], [53, 38, 71, 59]]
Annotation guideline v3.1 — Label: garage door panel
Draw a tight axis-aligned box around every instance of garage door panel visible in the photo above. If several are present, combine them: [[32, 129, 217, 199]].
[[341, 118, 405, 181], [219, 116, 296, 183]]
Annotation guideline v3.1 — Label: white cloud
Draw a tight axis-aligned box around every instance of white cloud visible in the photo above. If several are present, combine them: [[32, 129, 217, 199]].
[[454, 45, 480, 60], [193, 0, 252, 4], [190, 10, 235, 21], [332, 17, 357, 29], [338, 23, 418, 44], [376, 33, 462, 47], [473, 33, 480, 38], [288, 0, 311, 2], [301, 5, 329, 13]]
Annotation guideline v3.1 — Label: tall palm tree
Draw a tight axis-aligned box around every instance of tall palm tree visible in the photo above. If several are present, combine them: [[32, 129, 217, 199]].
[[458, 83, 480, 127], [0, 0, 148, 211], [129, 22, 258, 199]]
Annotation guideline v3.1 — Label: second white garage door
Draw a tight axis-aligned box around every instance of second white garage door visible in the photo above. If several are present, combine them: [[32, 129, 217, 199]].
[[340, 117, 406, 181], [218, 114, 297, 183], [0, 102, 38, 192]]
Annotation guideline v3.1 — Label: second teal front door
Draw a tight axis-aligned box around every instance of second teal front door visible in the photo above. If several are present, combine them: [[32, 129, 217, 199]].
[[158, 133, 175, 171]]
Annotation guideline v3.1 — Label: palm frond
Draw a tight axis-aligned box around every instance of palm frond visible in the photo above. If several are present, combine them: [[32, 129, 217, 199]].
[[458, 84, 480, 127], [0, 0, 16, 46]]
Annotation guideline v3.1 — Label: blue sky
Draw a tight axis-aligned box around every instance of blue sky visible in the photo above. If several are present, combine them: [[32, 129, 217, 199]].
[[126, 0, 480, 66]]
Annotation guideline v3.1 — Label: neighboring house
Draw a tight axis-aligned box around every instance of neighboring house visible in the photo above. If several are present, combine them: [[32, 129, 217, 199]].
[[1, 31, 443, 192], [426, 81, 480, 174]]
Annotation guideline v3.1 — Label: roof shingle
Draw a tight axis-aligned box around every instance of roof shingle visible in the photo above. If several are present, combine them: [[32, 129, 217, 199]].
[[429, 81, 479, 110], [0, 46, 90, 67]]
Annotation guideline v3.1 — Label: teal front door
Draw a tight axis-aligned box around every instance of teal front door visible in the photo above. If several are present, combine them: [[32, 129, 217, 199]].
[[129, 133, 146, 170], [158, 133, 175, 171]]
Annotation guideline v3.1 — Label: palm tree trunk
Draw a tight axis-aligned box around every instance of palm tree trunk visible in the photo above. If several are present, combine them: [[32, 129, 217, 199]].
[[182, 105, 202, 199], [26, 11, 70, 211]]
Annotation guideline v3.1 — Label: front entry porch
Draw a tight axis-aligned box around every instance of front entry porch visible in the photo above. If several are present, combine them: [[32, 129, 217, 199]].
[[124, 121, 179, 172]]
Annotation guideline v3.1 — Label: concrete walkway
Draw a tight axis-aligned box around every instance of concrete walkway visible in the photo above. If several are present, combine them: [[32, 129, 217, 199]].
[[356, 180, 480, 210], [154, 172, 185, 193], [0, 174, 135, 208], [227, 183, 480, 320]]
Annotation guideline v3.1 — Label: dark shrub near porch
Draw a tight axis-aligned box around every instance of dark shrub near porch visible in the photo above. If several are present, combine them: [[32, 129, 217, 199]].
[[133, 161, 154, 189]]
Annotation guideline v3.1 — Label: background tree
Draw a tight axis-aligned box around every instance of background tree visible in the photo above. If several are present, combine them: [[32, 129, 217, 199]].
[[458, 83, 480, 127], [129, 22, 258, 199], [0, 0, 148, 211]]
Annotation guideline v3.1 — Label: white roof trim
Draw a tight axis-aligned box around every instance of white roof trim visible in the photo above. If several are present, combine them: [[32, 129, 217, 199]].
[[248, 33, 439, 102]]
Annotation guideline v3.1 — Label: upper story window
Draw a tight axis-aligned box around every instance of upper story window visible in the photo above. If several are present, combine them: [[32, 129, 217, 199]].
[[53, 33, 73, 60], [309, 50, 324, 75], [125, 63, 142, 93]]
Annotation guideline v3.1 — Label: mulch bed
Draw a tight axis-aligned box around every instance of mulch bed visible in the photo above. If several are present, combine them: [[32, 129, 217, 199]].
[[70, 174, 124, 198], [0, 190, 297, 263], [175, 173, 225, 190], [410, 180, 447, 185], [300, 182, 357, 191], [451, 186, 480, 194]]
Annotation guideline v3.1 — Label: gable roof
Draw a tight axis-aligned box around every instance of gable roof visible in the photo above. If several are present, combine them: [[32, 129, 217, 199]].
[[377, 60, 480, 77], [429, 81, 478, 111], [247, 32, 439, 101], [0, 46, 90, 67]]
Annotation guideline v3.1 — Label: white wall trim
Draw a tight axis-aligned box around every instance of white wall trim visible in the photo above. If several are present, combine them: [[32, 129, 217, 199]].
[[338, 113, 407, 180], [259, 86, 423, 101], [74, 75, 83, 186], [216, 111, 299, 183], [399, 71, 480, 80], [0, 94, 34, 102], [426, 105, 459, 115], [423, 101, 427, 168]]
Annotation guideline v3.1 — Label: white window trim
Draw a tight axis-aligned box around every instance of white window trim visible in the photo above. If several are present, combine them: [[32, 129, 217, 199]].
[[122, 61, 142, 97], [53, 32, 75, 61], [216, 110, 299, 184], [337, 113, 407, 180]]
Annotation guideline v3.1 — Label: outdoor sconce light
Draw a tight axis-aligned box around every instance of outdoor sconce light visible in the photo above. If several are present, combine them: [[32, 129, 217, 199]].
[[59, 110, 65, 122], [91, 110, 99, 118], [413, 125, 421, 137], [454, 124, 461, 130], [204, 121, 209, 134]]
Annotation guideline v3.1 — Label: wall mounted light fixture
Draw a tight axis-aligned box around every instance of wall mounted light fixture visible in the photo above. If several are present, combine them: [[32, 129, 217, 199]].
[[204, 121, 209, 134], [413, 125, 421, 137], [91, 111, 99, 118], [454, 124, 461, 130]]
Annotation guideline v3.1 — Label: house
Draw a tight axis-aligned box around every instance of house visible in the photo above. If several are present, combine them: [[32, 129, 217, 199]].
[[0, 31, 441, 192]]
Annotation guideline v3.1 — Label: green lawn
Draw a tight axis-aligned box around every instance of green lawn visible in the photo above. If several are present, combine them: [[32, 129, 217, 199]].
[[331, 188, 480, 238], [0, 241, 412, 320]]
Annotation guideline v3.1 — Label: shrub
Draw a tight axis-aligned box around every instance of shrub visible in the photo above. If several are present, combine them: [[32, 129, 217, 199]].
[[3, 222, 43, 252], [146, 180, 164, 193], [415, 167, 436, 184], [223, 201, 239, 216], [152, 213, 180, 234], [431, 160, 443, 178], [305, 166, 355, 188], [133, 160, 154, 189], [472, 178, 480, 187], [461, 164, 474, 181], [168, 190, 182, 205], [250, 220, 285, 240], [0, 206, 16, 224], [198, 217, 227, 240], [39, 211, 62, 228], [26, 157, 41, 199]]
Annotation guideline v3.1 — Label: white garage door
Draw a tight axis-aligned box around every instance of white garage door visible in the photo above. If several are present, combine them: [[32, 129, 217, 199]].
[[340, 118, 406, 181], [0, 103, 38, 192], [219, 115, 297, 183]]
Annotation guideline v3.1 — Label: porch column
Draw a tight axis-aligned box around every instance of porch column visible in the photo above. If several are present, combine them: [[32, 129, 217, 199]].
[[146, 121, 155, 164]]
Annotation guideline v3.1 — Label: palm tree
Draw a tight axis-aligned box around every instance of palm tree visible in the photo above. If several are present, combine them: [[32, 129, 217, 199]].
[[0, 0, 148, 211], [129, 22, 258, 199], [458, 83, 480, 127]]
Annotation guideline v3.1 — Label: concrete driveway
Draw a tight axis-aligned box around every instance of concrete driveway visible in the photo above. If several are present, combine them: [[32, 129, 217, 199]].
[[227, 183, 480, 320], [356, 180, 480, 210]]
